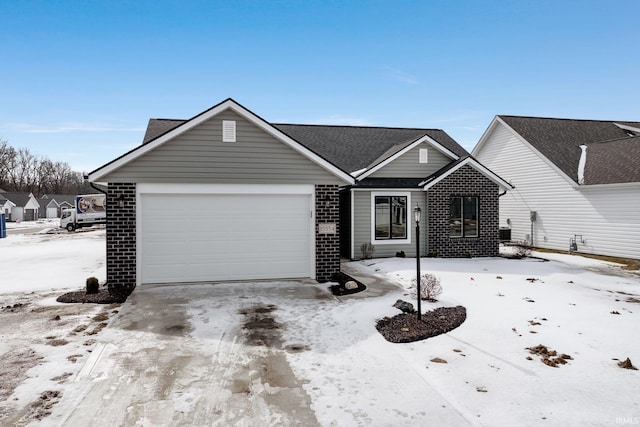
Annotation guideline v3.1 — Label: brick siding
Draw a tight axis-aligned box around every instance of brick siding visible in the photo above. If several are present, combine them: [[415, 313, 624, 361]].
[[106, 183, 137, 296], [427, 165, 499, 257], [315, 185, 340, 282]]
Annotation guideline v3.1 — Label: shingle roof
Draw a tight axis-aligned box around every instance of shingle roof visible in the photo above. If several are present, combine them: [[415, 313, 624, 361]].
[[499, 116, 640, 184], [584, 136, 640, 184], [142, 119, 468, 175], [0, 192, 32, 207], [273, 124, 468, 174], [40, 194, 77, 205], [142, 119, 187, 144]]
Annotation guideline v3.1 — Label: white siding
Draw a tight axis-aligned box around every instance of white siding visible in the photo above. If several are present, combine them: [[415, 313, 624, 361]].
[[475, 122, 640, 260]]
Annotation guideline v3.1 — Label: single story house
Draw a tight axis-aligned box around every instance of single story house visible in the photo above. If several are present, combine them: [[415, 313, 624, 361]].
[[0, 192, 40, 222], [0, 195, 15, 220], [472, 115, 640, 260], [39, 194, 76, 218], [89, 99, 510, 295]]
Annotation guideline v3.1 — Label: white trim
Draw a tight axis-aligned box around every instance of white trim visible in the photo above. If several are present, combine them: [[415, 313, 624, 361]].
[[135, 183, 316, 286], [350, 188, 355, 260], [576, 181, 640, 191], [370, 191, 411, 245], [89, 99, 354, 185], [136, 183, 314, 195], [420, 157, 513, 191], [356, 135, 459, 180], [350, 168, 367, 177], [613, 123, 640, 134]]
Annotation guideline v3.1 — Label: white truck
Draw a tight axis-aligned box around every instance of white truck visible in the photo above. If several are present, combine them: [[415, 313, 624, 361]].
[[60, 194, 106, 232]]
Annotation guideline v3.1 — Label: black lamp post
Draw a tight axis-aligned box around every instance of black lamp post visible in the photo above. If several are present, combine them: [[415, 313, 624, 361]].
[[414, 205, 422, 321]]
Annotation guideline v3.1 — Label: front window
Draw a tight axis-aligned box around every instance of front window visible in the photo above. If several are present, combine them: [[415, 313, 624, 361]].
[[450, 196, 478, 237], [374, 195, 407, 240]]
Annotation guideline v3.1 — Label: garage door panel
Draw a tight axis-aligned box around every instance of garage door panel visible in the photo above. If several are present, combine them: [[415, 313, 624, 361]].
[[141, 192, 312, 284]]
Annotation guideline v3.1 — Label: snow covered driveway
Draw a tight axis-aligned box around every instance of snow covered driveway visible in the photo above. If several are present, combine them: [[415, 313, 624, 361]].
[[59, 282, 468, 426]]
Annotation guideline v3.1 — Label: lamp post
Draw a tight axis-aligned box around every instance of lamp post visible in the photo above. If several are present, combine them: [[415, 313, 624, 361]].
[[414, 205, 422, 321]]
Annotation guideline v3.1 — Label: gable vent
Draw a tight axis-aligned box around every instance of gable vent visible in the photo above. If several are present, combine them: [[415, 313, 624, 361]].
[[419, 148, 428, 164], [222, 120, 236, 142]]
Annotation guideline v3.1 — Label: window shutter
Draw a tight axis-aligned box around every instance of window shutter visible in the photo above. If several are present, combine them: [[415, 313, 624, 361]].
[[222, 120, 236, 142]]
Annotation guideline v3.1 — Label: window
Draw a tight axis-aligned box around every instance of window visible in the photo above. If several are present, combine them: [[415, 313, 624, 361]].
[[372, 193, 410, 243], [450, 196, 478, 237]]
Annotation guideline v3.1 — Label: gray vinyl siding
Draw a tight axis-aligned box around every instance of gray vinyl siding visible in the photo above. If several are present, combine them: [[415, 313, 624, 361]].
[[368, 143, 453, 178], [100, 110, 344, 185], [352, 190, 427, 259]]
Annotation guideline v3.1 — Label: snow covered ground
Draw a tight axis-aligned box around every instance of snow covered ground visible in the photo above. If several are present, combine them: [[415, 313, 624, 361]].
[[0, 221, 639, 426]]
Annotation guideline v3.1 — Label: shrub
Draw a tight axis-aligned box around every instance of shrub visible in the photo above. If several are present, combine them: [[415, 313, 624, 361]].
[[86, 277, 100, 294], [361, 242, 375, 259], [411, 273, 443, 301], [505, 241, 532, 259]]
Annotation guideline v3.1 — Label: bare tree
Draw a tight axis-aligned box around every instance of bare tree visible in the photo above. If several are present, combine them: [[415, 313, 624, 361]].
[[0, 140, 88, 196]]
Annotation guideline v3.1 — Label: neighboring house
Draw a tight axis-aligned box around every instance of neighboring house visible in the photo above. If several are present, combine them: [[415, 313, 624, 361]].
[[0, 192, 40, 222], [39, 194, 76, 218], [473, 116, 640, 260], [89, 99, 510, 294], [0, 196, 15, 220]]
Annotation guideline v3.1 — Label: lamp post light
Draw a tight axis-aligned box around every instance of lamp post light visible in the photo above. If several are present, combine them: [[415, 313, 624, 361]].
[[414, 205, 422, 321]]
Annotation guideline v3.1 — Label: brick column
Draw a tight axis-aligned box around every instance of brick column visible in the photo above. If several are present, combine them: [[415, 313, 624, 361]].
[[315, 185, 340, 282], [106, 183, 137, 299]]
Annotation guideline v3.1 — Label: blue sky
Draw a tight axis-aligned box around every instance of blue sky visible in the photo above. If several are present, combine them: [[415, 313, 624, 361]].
[[2, 0, 639, 173]]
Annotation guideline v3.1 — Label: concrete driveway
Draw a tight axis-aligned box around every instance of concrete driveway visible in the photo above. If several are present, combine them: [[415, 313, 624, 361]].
[[59, 280, 469, 426]]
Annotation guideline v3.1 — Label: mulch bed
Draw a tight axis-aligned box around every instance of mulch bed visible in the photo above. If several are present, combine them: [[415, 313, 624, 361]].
[[328, 271, 367, 296], [56, 289, 124, 304], [376, 306, 467, 343]]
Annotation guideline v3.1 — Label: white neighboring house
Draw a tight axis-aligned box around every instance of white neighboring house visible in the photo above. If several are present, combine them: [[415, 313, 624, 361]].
[[0, 192, 40, 222], [0, 196, 16, 219], [473, 116, 640, 260]]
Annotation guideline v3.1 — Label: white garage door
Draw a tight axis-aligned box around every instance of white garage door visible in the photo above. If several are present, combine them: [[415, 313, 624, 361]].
[[140, 192, 312, 284]]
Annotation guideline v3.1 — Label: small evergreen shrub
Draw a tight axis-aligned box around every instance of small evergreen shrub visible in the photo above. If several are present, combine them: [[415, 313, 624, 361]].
[[86, 277, 100, 294]]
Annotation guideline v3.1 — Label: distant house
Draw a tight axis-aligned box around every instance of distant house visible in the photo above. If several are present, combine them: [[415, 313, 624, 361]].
[[0, 195, 16, 219], [89, 98, 510, 293], [39, 194, 76, 218], [473, 116, 640, 260], [0, 192, 40, 222]]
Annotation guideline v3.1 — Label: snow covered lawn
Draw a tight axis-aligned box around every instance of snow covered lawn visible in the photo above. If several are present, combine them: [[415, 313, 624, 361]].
[[0, 222, 639, 426]]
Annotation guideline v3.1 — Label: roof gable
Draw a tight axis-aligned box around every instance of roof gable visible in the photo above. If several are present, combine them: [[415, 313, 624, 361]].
[[89, 99, 354, 184], [496, 115, 640, 184], [0, 192, 38, 207], [274, 124, 467, 175], [420, 156, 513, 191]]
